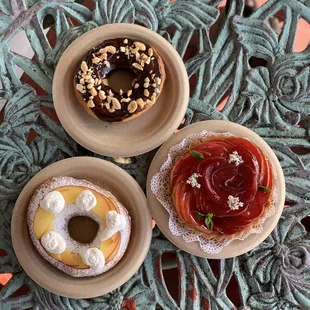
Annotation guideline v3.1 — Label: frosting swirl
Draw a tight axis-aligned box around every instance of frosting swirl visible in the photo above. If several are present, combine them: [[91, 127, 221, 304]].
[[41, 231, 66, 254], [76, 190, 97, 211], [40, 191, 65, 213], [82, 248, 105, 270], [101, 210, 126, 241]]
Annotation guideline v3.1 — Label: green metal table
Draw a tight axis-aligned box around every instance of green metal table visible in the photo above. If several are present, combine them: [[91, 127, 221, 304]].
[[0, 0, 310, 309]]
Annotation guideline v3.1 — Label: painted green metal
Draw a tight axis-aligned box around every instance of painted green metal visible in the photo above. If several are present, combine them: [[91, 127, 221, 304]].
[[0, 0, 310, 309]]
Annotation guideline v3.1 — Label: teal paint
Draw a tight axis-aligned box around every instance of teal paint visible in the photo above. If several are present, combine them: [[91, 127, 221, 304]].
[[0, 0, 310, 309]]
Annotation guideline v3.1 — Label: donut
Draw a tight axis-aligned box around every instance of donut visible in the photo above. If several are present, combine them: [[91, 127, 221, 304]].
[[74, 38, 166, 122], [27, 176, 131, 277]]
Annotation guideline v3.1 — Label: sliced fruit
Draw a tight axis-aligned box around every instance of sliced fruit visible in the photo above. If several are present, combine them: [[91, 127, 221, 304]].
[[100, 232, 120, 262], [92, 195, 112, 221], [61, 250, 79, 266], [57, 186, 84, 204], [71, 252, 89, 269], [105, 235, 121, 263], [34, 208, 55, 239], [49, 252, 62, 261]]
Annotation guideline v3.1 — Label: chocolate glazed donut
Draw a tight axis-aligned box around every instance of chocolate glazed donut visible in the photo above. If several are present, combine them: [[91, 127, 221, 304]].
[[74, 38, 166, 122]]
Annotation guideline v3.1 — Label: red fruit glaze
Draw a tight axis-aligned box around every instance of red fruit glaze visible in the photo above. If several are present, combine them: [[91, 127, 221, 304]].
[[170, 136, 274, 235]]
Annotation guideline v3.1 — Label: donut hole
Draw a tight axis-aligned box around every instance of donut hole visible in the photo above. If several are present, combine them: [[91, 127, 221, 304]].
[[68, 216, 99, 244], [107, 68, 136, 93]]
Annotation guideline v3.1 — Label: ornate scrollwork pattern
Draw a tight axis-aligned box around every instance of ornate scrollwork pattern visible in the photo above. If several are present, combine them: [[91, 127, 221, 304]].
[[1, 0, 310, 308]]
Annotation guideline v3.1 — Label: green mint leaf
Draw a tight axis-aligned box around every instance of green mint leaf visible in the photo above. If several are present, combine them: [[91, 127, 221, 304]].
[[205, 213, 214, 230], [189, 150, 204, 160], [258, 185, 271, 193]]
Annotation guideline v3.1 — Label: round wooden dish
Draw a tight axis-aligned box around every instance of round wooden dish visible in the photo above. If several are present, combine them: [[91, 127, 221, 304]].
[[11, 157, 152, 298], [53, 23, 189, 157], [146, 120, 286, 259]]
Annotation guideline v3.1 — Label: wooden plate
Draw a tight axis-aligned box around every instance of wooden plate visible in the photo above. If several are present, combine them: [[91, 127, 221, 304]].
[[53, 24, 189, 157], [11, 157, 152, 298], [146, 120, 286, 259]]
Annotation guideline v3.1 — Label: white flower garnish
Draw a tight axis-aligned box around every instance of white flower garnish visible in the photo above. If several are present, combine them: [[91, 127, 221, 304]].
[[228, 151, 244, 166], [227, 195, 244, 210], [186, 173, 202, 188]]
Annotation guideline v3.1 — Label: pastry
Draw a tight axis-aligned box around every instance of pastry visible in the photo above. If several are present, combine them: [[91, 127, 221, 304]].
[[74, 38, 166, 122], [170, 135, 274, 240], [27, 176, 131, 277]]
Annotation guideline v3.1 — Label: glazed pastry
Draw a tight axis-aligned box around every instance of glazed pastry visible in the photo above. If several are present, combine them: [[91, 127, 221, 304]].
[[27, 176, 131, 277], [74, 38, 166, 122], [170, 135, 274, 240]]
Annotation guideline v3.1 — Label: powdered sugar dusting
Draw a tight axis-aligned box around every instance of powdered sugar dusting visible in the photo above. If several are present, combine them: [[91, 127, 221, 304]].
[[27, 176, 131, 277]]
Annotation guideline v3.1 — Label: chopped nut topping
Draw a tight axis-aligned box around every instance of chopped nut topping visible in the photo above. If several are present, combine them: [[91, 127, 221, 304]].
[[105, 45, 117, 54], [81, 61, 88, 72], [123, 39, 128, 44], [108, 89, 114, 97], [84, 75, 92, 80], [148, 48, 153, 57], [107, 96, 112, 104], [89, 78, 95, 84], [87, 83, 94, 89], [152, 83, 156, 87], [104, 61, 110, 68], [119, 89, 123, 95], [144, 89, 150, 97], [108, 108, 115, 113], [97, 85, 102, 90], [87, 99, 95, 108], [144, 83, 149, 88], [102, 79, 109, 86], [132, 63, 143, 71], [151, 73, 155, 79], [92, 57, 101, 64], [121, 98, 131, 103], [146, 99, 153, 105], [155, 77, 161, 85], [89, 88, 97, 97], [134, 41, 146, 51], [136, 98, 145, 108], [80, 78, 85, 84], [120, 46, 126, 52], [116, 56, 120, 59], [144, 77, 150, 83], [76, 84, 84, 93], [111, 97, 121, 110], [128, 100, 138, 113], [134, 83, 139, 89], [127, 89, 132, 96], [145, 57, 151, 64], [131, 47, 139, 54], [99, 90, 106, 99], [135, 53, 140, 61], [100, 53, 107, 60]]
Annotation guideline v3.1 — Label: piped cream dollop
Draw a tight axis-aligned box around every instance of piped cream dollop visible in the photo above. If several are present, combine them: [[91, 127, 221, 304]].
[[41, 231, 66, 254], [101, 210, 126, 241], [82, 248, 105, 270], [40, 191, 65, 213], [76, 190, 97, 211]]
